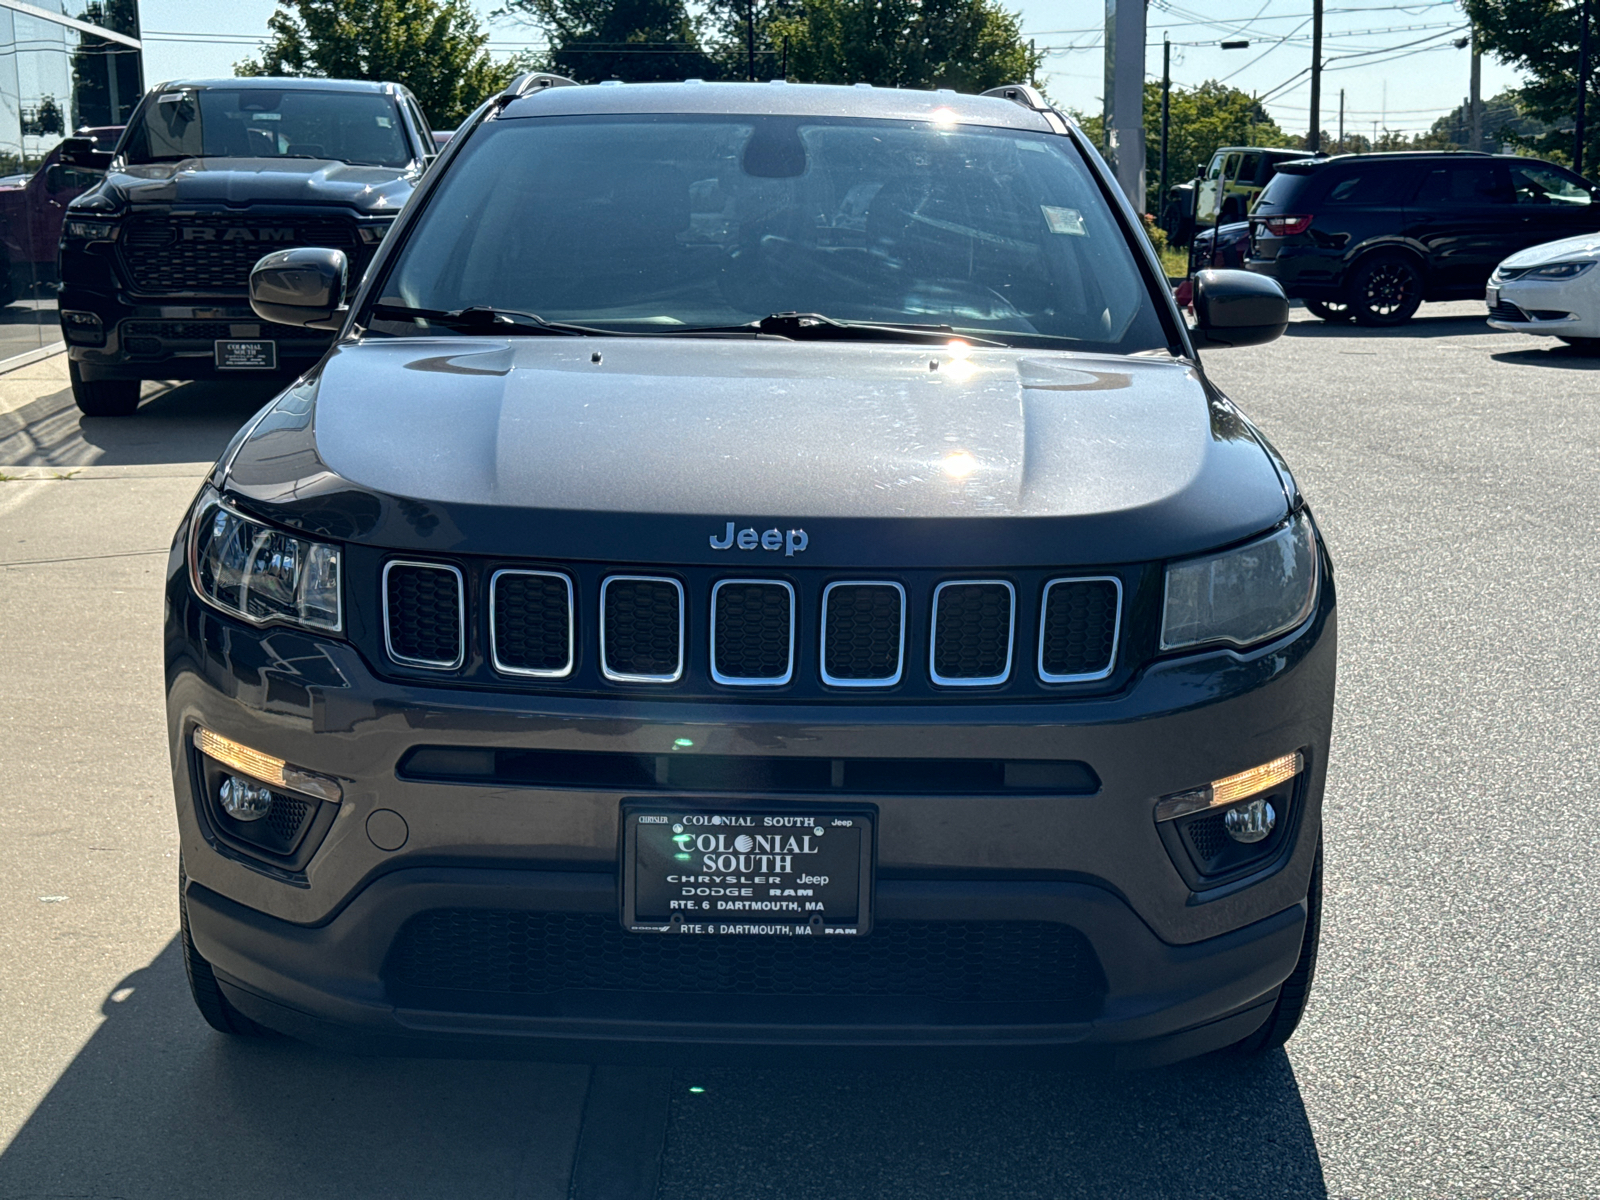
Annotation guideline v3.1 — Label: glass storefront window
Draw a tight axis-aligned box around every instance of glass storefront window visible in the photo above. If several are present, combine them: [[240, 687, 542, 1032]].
[[0, 2, 142, 363]]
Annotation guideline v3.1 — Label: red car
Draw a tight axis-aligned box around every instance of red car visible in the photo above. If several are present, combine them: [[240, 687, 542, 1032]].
[[0, 126, 120, 306]]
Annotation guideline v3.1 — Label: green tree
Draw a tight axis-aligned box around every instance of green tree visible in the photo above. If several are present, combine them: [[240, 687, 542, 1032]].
[[1465, 0, 1594, 168], [1075, 80, 1290, 213], [236, 0, 516, 127], [504, 0, 718, 82], [770, 0, 1041, 92]]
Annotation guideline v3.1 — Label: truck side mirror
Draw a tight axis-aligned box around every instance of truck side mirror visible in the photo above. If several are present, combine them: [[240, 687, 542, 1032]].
[[44, 164, 66, 192], [1188, 268, 1289, 350], [58, 137, 112, 171], [249, 247, 348, 330]]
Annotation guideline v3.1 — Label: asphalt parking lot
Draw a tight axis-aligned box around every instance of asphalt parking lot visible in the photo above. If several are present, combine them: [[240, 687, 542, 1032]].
[[2, 301, 1596, 1199]]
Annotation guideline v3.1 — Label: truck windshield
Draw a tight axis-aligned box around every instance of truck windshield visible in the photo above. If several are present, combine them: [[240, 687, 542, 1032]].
[[122, 88, 411, 168], [374, 114, 1168, 352]]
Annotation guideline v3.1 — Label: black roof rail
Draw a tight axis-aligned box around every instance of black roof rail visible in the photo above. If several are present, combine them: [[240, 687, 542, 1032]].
[[981, 83, 1050, 112]]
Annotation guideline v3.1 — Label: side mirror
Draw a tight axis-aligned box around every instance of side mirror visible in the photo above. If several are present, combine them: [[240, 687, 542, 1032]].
[[1189, 268, 1289, 350], [250, 247, 348, 330], [43, 164, 66, 192], [58, 137, 112, 171]]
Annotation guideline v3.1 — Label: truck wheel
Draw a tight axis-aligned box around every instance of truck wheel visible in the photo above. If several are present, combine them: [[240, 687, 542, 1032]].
[[1231, 838, 1322, 1056], [1347, 254, 1424, 326], [1304, 299, 1353, 323], [180, 863, 275, 1038], [68, 360, 141, 417]]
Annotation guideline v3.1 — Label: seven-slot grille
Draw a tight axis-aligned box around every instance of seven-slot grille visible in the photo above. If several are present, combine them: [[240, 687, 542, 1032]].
[[381, 564, 1124, 688], [118, 214, 361, 294], [491, 570, 574, 678], [711, 580, 794, 685], [930, 581, 1016, 686], [821, 582, 905, 686], [601, 576, 684, 682], [383, 562, 465, 669], [1038, 578, 1122, 682]]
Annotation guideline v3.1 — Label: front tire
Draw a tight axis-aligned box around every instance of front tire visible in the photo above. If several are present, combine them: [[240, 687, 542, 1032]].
[[68, 360, 141, 417], [180, 864, 274, 1038], [1232, 838, 1322, 1055], [1347, 254, 1424, 326], [1305, 299, 1353, 323]]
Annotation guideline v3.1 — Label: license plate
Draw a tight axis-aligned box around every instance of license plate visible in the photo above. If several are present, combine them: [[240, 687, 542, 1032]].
[[1486, 287, 1499, 307], [214, 339, 277, 370], [621, 805, 874, 936]]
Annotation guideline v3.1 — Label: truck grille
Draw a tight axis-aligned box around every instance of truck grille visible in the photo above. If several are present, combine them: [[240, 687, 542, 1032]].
[[490, 570, 574, 678], [118, 214, 360, 294], [385, 909, 1106, 1013], [930, 581, 1015, 685], [383, 562, 464, 669], [711, 580, 794, 685], [1038, 578, 1121, 682], [821, 582, 905, 686], [601, 576, 683, 682]]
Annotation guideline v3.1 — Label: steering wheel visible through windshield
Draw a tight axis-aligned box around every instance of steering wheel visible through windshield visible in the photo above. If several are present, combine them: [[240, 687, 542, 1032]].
[[372, 113, 1167, 352]]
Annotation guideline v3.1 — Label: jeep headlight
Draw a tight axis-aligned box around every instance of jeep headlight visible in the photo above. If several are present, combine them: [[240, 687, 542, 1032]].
[[63, 217, 117, 243], [1525, 260, 1595, 280], [188, 488, 342, 632], [1160, 511, 1317, 651]]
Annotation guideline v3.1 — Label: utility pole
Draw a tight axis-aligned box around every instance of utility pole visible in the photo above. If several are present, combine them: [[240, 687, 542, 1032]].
[[1578, 0, 1592, 175], [746, 1, 756, 82], [1308, 0, 1324, 151], [1470, 27, 1483, 151], [1103, 0, 1148, 212], [1338, 88, 1345, 152], [1160, 35, 1171, 206]]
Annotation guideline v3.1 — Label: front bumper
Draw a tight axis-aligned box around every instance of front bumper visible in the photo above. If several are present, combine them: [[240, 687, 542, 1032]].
[[1487, 277, 1600, 338], [167, 539, 1336, 1061]]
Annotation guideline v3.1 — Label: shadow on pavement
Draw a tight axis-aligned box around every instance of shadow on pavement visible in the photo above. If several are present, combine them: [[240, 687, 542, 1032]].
[[1283, 312, 1491, 339], [0, 938, 590, 1200], [0, 379, 278, 469], [657, 1056, 1326, 1200], [1490, 345, 1600, 369]]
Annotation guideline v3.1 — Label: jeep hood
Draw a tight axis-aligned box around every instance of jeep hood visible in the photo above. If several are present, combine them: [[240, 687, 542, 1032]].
[[97, 157, 414, 213], [223, 338, 1292, 568]]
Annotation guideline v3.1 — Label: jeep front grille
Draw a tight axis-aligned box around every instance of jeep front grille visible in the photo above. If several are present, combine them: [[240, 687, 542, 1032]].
[[383, 562, 465, 670], [1038, 578, 1122, 682], [929, 581, 1015, 686], [821, 582, 905, 686], [710, 580, 794, 685], [490, 570, 574, 678], [118, 215, 361, 294], [601, 576, 684, 683]]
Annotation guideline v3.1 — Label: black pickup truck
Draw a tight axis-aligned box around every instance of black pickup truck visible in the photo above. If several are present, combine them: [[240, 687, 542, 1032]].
[[57, 77, 436, 416]]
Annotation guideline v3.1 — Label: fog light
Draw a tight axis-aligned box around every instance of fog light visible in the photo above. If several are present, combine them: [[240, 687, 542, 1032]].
[[219, 775, 274, 821], [1223, 797, 1276, 843], [60, 310, 105, 345]]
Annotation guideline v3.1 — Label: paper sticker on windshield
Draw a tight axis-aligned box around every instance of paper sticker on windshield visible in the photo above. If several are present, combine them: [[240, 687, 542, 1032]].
[[1042, 206, 1086, 236]]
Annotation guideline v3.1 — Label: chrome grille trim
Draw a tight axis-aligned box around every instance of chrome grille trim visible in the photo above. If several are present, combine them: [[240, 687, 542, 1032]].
[[929, 579, 1015, 687], [381, 560, 466, 671], [819, 580, 906, 688], [1037, 576, 1123, 683], [599, 575, 685, 684], [489, 568, 575, 679], [710, 579, 795, 686]]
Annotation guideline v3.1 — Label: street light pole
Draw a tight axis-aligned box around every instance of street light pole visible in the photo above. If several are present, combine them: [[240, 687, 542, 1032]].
[[1160, 35, 1171, 206], [1470, 28, 1483, 152], [1308, 0, 1324, 151], [1339, 87, 1345, 152], [1579, 0, 1592, 175]]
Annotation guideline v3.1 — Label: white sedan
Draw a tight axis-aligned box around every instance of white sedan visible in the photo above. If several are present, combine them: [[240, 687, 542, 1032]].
[[1487, 233, 1600, 349]]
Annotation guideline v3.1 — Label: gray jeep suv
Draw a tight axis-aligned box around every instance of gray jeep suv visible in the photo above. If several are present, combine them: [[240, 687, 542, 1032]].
[[166, 75, 1332, 1067]]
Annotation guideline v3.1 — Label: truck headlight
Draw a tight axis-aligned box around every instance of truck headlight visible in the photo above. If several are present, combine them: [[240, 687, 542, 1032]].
[[63, 218, 117, 243], [1525, 261, 1594, 280], [188, 488, 342, 632], [1160, 511, 1318, 651]]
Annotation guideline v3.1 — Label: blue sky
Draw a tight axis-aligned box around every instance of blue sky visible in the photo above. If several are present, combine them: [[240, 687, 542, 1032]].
[[139, 0, 1526, 139]]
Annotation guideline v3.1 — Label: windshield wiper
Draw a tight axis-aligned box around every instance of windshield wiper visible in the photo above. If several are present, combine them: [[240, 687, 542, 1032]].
[[369, 303, 618, 337], [665, 312, 1007, 346]]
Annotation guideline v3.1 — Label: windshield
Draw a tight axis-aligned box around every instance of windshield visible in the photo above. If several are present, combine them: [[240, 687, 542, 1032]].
[[374, 114, 1167, 351], [122, 88, 412, 167]]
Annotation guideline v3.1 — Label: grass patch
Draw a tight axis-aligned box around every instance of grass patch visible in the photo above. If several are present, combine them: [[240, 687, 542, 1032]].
[[1159, 247, 1188, 280]]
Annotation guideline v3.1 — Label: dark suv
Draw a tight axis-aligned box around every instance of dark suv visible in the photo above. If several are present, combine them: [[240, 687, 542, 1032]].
[[1246, 151, 1600, 324], [168, 76, 1331, 1067]]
